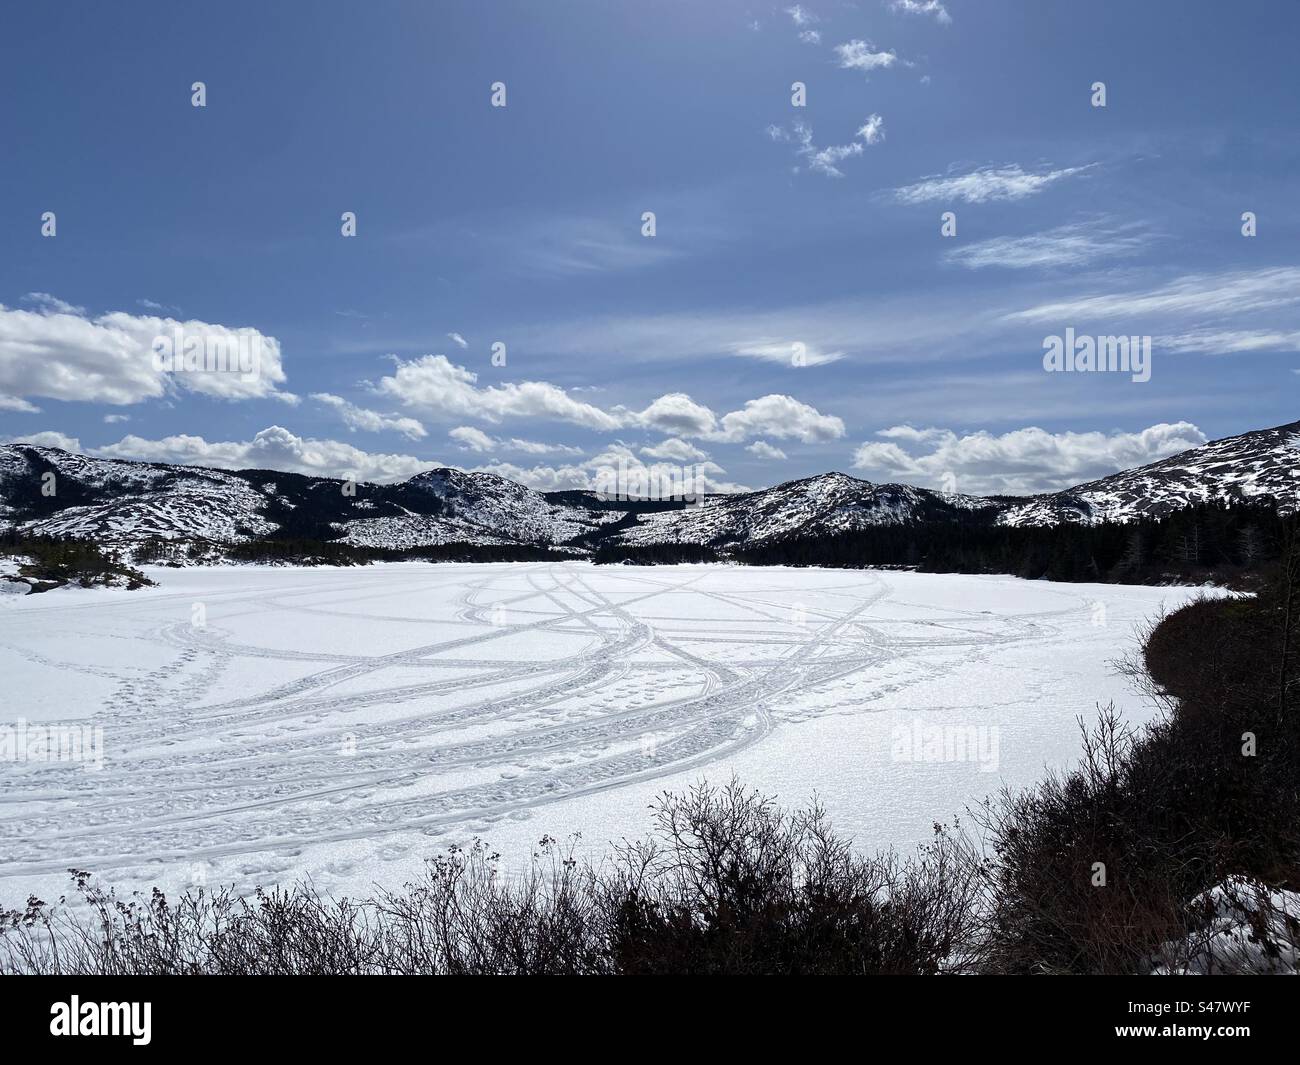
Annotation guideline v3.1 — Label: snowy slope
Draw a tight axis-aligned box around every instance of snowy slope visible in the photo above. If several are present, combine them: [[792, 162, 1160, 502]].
[[1000, 420, 1300, 526], [618, 472, 997, 547], [0, 445, 609, 549]]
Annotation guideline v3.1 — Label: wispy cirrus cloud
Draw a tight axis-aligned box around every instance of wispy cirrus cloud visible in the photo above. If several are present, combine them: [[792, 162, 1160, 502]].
[[1158, 329, 1300, 355], [785, 5, 819, 27], [892, 163, 1094, 205], [944, 221, 1149, 270], [1005, 267, 1300, 324], [767, 117, 886, 177]]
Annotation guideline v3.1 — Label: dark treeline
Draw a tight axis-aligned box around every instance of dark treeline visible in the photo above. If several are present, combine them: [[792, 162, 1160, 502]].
[[722, 499, 1285, 585], [0, 528, 151, 590]]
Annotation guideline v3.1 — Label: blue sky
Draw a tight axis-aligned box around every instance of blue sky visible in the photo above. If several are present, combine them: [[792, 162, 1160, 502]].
[[2, 0, 1298, 496]]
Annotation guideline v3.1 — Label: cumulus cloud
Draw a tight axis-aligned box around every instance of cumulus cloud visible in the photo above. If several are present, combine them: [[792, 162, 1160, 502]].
[[746, 440, 789, 461], [851, 422, 1207, 495], [785, 4, 818, 26], [714, 394, 845, 444], [449, 426, 496, 453], [0, 299, 291, 406], [0, 394, 39, 413], [944, 222, 1147, 270], [834, 40, 900, 75], [4, 430, 83, 452], [799, 29, 821, 44], [311, 392, 427, 440], [449, 425, 582, 456], [627, 392, 718, 436], [889, 0, 951, 25], [892, 163, 1092, 205], [375, 354, 622, 431], [95, 426, 432, 484], [641, 437, 710, 462]]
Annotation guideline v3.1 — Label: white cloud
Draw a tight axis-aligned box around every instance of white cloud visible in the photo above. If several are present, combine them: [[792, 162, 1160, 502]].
[[447, 331, 469, 349], [851, 422, 1207, 495], [450, 425, 583, 456], [311, 392, 427, 440], [95, 426, 432, 484], [641, 437, 710, 462], [103, 413, 130, 424], [857, 113, 886, 145], [309, 392, 426, 439], [0, 299, 291, 405], [375, 356, 842, 453], [945, 222, 1146, 270], [888, 0, 951, 25], [713, 394, 845, 444], [1006, 267, 1300, 325], [449, 426, 495, 452], [834, 39, 900, 75], [799, 29, 821, 44], [23, 293, 85, 315], [730, 340, 844, 366], [892, 163, 1092, 205], [628, 392, 718, 436], [4, 430, 83, 452], [1159, 328, 1300, 354], [786, 4, 818, 26], [375, 354, 623, 431], [0, 394, 39, 413], [772, 119, 886, 178], [746, 440, 789, 461]]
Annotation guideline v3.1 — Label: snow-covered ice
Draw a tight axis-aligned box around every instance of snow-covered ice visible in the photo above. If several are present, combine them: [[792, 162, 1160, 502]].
[[0, 562, 1208, 904]]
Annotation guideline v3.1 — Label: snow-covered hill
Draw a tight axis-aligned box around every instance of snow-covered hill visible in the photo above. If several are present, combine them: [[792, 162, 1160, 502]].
[[617, 472, 997, 547], [0, 444, 608, 551], [999, 420, 1300, 526], [2, 419, 1297, 556]]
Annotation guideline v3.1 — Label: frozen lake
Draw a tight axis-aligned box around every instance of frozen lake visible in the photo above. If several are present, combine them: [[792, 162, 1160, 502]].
[[0, 562, 1204, 903]]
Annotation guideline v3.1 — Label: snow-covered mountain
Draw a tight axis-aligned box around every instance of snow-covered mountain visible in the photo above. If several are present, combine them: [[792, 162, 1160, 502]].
[[1, 420, 1297, 557], [617, 472, 997, 547], [998, 420, 1300, 527], [0, 444, 610, 550]]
